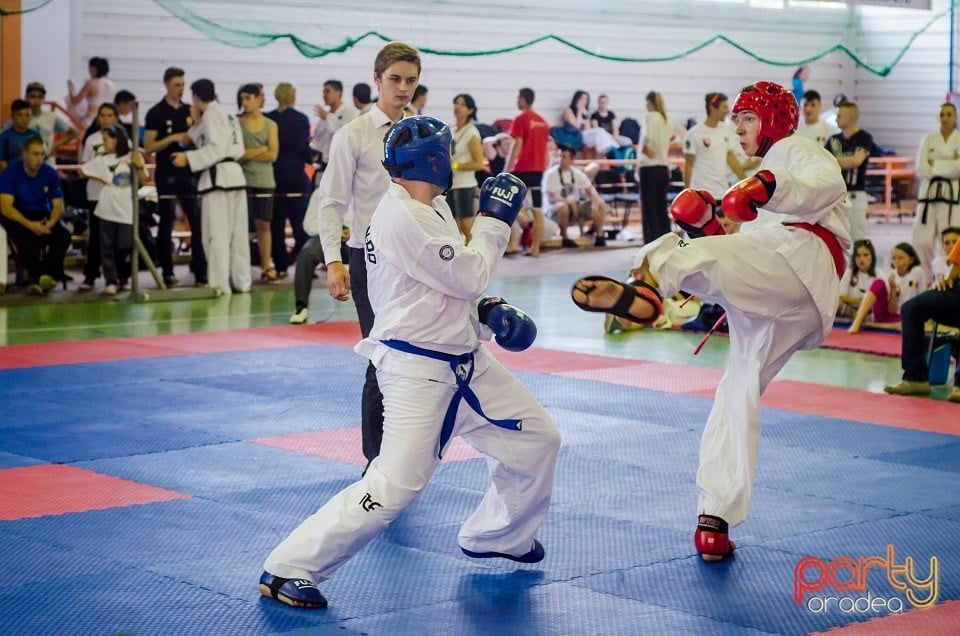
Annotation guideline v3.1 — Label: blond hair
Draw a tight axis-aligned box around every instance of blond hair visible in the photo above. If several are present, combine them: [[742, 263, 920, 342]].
[[274, 82, 296, 107], [374, 42, 421, 78]]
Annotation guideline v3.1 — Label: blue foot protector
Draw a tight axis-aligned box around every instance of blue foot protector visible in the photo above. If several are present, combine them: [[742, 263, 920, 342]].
[[461, 539, 545, 563], [259, 571, 328, 609]]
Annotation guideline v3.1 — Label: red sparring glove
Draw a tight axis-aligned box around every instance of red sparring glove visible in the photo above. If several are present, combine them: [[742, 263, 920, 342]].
[[670, 189, 725, 238], [721, 170, 776, 223]]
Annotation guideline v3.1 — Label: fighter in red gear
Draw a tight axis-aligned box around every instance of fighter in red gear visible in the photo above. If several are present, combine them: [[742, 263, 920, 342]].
[[573, 80, 851, 562]]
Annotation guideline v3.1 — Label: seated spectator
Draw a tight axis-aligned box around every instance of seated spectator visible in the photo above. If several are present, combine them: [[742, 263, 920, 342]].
[[0, 137, 71, 294], [837, 239, 880, 318], [932, 227, 960, 285], [0, 99, 40, 173], [563, 90, 619, 156], [884, 236, 960, 402], [289, 190, 348, 324], [590, 94, 619, 139], [24, 82, 77, 166], [848, 242, 927, 334], [542, 145, 610, 248]]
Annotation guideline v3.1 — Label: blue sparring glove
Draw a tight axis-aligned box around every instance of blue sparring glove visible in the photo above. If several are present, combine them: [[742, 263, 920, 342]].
[[478, 173, 528, 227], [478, 297, 537, 352]]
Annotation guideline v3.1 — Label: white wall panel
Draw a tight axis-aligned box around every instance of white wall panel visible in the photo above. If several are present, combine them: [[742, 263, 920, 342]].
[[32, 0, 953, 161]]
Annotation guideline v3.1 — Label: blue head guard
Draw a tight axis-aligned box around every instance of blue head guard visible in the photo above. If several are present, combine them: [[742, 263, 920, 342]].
[[382, 116, 453, 191]]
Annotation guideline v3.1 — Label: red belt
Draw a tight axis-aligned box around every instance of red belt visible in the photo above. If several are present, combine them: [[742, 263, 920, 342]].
[[785, 222, 845, 278]]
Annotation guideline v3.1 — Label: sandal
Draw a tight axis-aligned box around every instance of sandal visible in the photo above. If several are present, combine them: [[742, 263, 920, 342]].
[[570, 275, 662, 326], [261, 268, 278, 283]]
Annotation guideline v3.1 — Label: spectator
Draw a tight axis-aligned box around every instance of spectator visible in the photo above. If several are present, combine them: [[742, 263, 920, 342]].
[[795, 90, 839, 145], [352, 82, 373, 114], [171, 78, 251, 295], [590, 94, 619, 138], [288, 190, 348, 325], [144, 66, 206, 288], [848, 242, 927, 333], [821, 93, 846, 130], [83, 90, 136, 142], [837, 239, 880, 318], [506, 87, 549, 257], [237, 83, 279, 282], [266, 82, 313, 280], [791, 66, 809, 105], [563, 90, 618, 156], [638, 90, 685, 244], [78, 102, 121, 291], [884, 237, 960, 401], [448, 93, 484, 240], [932, 227, 960, 285], [410, 84, 428, 115], [80, 125, 147, 295], [318, 42, 422, 466], [912, 102, 960, 284], [67, 56, 116, 126], [683, 92, 754, 198], [0, 99, 40, 173], [312, 80, 358, 167], [542, 145, 609, 248], [826, 101, 876, 243], [0, 137, 71, 294], [24, 82, 76, 166]]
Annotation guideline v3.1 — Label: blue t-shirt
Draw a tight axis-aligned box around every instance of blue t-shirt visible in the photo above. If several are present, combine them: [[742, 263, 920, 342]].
[[0, 127, 41, 164], [0, 160, 63, 214]]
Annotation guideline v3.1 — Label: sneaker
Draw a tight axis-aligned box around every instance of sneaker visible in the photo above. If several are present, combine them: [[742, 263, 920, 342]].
[[561, 238, 579, 248], [276, 270, 289, 280], [261, 268, 278, 283], [27, 283, 44, 296], [104, 284, 118, 295], [38, 274, 57, 292], [163, 275, 180, 288], [594, 236, 607, 247], [948, 387, 960, 403], [883, 380, 931, 397], [78, 278, 95, 292], [289, 307, 309, 324]]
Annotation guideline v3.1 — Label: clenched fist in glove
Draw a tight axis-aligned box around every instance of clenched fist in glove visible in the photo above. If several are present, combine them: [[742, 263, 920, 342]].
[[478, 296, 537, 352], [721, 170, 776, 223], [670, 189, 726, 238], [478, 173, 528, 227]]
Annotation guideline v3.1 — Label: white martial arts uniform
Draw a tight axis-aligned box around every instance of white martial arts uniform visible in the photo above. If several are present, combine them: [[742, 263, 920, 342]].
[[263, 183, 560, 584], [635, 134, 851, 527], [186, 101, 250, 294], [912, 128, 960, 283]]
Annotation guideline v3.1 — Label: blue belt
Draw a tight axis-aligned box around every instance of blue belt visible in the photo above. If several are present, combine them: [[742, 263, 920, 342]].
[[381, 339, 522, 459]]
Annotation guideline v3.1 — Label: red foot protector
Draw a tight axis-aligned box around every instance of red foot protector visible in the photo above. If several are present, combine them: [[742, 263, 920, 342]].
[[695, 514, 735, 561]]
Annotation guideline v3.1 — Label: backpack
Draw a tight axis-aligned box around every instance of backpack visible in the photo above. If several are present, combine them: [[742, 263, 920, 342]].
[[605, 144, 636, 174], [549, 124, 583, 151]]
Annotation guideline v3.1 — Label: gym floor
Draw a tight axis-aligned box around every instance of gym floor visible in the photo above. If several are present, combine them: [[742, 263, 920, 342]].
[[1, 218, 958, 635]]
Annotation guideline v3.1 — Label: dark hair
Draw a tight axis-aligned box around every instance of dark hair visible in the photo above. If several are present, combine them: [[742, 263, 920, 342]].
[[942, 102, 958, 115], [89, 57, 110, 78], [102, 124, 131, 157], [24, 136, 45, 152], [802, 90, 821, 103], [893, 242, 921, 270], [115, 90, 136, 104], [519, 87, 535, 107], [191, 79, 216, 103], [413, 85, 428, 101], [850, 239, 877, 277], [453, 93, 477, 121], [353, 83, 372, 104], [10, 98, 29, 114], [236, 82, 263, 110], [557, 145, 575, 155], [569, 90, 589, 113], [97, 102, 119, 119], [163, 67, 185, 83], [324, 80, 343, 93], [793, 65, 808, 80], [704, 92, 727, 115], [942, 226, 960, 238]]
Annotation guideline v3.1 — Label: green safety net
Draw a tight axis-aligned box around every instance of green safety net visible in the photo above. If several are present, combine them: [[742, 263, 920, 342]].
[[0, 0, 52, 16]]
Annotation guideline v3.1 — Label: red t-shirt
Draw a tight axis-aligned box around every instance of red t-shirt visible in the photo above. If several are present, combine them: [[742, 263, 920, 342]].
[[509, 109, 549, 172]]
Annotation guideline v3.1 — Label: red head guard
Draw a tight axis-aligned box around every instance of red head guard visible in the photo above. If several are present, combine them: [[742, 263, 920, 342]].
[[732, 81, 798, 157]]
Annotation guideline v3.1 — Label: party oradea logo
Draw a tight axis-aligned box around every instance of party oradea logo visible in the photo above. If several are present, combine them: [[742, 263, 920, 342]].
[[793, 545, 938, 614]]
